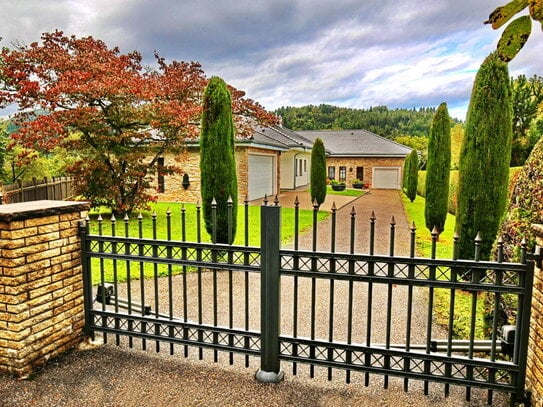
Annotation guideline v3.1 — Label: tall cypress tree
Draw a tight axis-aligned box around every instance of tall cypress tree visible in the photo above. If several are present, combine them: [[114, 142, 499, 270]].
[[424, 102, 451, 234], [456, 52, 513, 260], [404, 150, 418, 202], [310, 138, 327, 207], [200, 77, 237, 243]]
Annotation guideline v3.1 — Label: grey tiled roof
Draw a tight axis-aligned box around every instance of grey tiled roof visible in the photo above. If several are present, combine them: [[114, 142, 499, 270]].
[[242, 125, 314, 150], [297, 129, 411, 157]]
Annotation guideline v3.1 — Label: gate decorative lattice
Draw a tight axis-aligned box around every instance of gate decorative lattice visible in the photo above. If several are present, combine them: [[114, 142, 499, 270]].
[[80, 199, 537, 405]]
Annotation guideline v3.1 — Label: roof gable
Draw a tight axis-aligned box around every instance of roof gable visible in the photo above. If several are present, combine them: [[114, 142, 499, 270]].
[[297, 129, 411, 157], [246, 125, 313, 150]]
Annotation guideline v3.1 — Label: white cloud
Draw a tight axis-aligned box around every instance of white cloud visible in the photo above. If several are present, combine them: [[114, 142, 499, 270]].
[[0, 0, 541, 121]]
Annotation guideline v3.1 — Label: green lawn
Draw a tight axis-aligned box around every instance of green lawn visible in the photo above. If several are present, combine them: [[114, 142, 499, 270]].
[[401, 193, 486, 339], [88, 202, 328, 282], [89, 202, 328, 245], [400, 193, 456, 259]]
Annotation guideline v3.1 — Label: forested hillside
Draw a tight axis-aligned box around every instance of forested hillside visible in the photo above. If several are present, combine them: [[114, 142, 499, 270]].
[[274, 104, 461, 139]]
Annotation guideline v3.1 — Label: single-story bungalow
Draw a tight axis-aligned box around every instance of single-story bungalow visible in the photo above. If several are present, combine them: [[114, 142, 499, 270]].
[[157, 125, 313, 203], [156, 127, 411, 204], [298, 129, 412, 189]]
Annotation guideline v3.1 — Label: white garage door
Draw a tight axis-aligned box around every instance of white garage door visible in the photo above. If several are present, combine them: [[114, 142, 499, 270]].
[[373, 167, 401, 189], [248, 154, 274, 200]]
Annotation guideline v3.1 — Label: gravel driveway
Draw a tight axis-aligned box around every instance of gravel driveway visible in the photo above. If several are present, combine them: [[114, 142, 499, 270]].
[[0, 190, 509, 406]]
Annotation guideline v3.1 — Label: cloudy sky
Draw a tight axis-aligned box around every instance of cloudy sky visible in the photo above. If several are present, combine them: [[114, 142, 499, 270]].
[[1, 0, 542, 120]]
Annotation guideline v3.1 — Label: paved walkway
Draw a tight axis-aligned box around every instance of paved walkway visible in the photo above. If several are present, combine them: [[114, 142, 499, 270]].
[[0, 190, 508, 406]]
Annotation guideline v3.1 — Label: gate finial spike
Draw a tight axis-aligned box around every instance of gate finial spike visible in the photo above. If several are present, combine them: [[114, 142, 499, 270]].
[[274, 195, 280, 206], [410, 221, 416, 232], [294, 196, 300, 206], [370, 210, 376, 221], [350, 206, 356, 216], [431, 225, 439, 236], [211, 197, 217, 207], [110, 213, 116, 222], [312, 199, 319, 210], [475, 232, 483, 243], [124, 213, 130, 222], [331, 202, 337, 212], [390, 215, 396, 225]]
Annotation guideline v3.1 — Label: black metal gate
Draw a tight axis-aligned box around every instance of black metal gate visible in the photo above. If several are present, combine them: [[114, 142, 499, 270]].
[[80, 200, 537, 405]]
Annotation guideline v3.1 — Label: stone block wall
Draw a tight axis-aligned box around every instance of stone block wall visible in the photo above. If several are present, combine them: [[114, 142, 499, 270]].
[[0, 200, 90, 376], [528, 224, 543, 406]]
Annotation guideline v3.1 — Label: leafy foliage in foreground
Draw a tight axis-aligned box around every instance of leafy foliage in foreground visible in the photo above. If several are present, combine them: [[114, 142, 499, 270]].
[[403, 150, 418, 203], [0, 31, 276, 213], [425, 102, 451, 234], [200, 77, 238, 244], [310, 138, 327, 207], [456, 53, 513, 260], [496, 136, 543, 261]]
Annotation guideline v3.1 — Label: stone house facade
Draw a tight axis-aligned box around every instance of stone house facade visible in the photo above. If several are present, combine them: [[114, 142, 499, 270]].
[[155, 126, 313, 204], [298, 129, 412, 189]]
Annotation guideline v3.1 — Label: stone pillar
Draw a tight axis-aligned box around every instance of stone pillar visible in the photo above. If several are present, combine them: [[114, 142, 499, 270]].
[[527, 224, 543, 406], [0, 200, 90, 376]]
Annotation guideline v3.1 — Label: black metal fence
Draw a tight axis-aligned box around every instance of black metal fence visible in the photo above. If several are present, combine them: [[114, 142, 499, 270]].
[[1, 176, 73, 204], [80, 199, 537, 405]]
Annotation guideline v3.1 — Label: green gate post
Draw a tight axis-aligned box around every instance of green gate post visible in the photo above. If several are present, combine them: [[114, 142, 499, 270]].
[[255, 203, 284, 383]]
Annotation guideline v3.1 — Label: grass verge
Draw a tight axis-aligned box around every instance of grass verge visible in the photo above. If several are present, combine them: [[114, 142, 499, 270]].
[[88, 201, 328, 282], [401, 193, 486, 339]]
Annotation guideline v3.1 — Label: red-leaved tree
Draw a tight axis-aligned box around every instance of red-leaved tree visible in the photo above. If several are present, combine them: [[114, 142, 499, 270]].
[[0, 30, 276, 213]]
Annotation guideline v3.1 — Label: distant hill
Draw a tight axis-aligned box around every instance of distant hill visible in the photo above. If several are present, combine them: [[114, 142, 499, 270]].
[[274, 104, 462, 139]]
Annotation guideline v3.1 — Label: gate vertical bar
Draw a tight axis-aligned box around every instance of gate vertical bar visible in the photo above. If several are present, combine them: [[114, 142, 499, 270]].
[[244, 196, 250, 368], [512, 250, 535, 405], [292, 196, 300, 376], [138, 213, 146, 350], [111, 215, 120, 346], [166, 209, 174, 356], [255, 202, 284, 383], [365, 211, 376, 387], [384, 216, 396, 389], [424, 226, 438, 396], [79, 221, 94, 340], [310, 200, 319, 378], [123, 214, 133, 349], [152, 211, 160, 353], [227, 197, 234, 365], [404, 222, 416, 392], [327, 203, 337, 381], [347, 206, 356, 384], [181, 205, 189, 357]]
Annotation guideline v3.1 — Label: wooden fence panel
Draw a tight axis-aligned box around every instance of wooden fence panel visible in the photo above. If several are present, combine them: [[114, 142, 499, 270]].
[[1, 177, 74, 204]]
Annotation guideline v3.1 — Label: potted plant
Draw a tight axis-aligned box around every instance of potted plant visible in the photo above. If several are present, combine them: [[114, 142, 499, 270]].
[[352, 179, 364, 189], [330, 179, 346, 191]]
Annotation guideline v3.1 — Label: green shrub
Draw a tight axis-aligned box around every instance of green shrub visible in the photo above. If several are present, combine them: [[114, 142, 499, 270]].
[[200, 77, 238, 243], [456, 52, 513, 260]]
